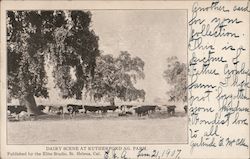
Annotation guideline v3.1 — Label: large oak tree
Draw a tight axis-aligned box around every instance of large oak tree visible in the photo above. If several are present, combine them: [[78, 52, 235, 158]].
[[7, 11, 99, 115]]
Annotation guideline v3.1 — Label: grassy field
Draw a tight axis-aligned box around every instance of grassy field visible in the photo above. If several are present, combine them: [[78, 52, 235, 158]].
[[7, 111, 188, 144]]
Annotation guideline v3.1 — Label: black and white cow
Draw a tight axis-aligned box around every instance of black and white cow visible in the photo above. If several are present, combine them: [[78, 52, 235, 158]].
[[67, 104, 83, 117]]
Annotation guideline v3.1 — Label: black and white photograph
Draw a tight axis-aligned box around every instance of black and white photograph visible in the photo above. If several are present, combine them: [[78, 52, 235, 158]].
[[7, 10, 188, 144]]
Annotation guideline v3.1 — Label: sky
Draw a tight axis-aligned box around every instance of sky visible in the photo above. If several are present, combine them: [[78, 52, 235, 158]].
[[90, 10, 187, 104]]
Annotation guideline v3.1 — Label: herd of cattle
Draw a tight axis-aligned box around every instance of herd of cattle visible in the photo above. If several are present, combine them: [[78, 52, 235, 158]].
[[7, 104, 188, 120]]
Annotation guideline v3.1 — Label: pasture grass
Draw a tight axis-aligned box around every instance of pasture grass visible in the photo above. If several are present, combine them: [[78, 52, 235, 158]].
[[7, 111, 188, 144]]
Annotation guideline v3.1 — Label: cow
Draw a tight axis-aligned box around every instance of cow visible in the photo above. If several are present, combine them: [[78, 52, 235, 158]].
[[120, 105, 134, 110], [8, 105, 27, 114], [102, 105, 118, 113], [48, 106, 59, 113], [7, 105, 34, 121], [167, 105, 176, 115], [184, 105, 188, 113], [134, 107, 149, 116], [8, 105, 17, 115], [145, 105, 161, 113], [84, 105, 102, 113], [67, 106, 74, 118], [134, 105, 160, 117], [67, 104, 83, 117], [120, 105, 134, 112], [141, 105, 160, 113], [48, 105, 65, 116], [58, 106, 64, 115]]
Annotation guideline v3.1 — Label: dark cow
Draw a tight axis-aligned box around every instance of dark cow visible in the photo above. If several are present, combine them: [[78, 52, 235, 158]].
[[134, 107, 149, 116], [102, 105, 118, 113], [167, 105, 176, 115], [8, 105, 27, 114], [84, 105, 102, 113], [134, 105, 160, 116], [7, 105, 17, 114], [184, 105, 188, 113], [142, 105, 160, 113], [58, 106, 64, 115]]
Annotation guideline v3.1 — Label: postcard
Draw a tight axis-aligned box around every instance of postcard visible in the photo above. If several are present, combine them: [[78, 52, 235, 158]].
[[0, 0, 249, 159]]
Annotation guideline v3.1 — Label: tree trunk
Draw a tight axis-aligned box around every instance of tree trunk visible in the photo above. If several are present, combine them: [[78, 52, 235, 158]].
[[19, 93, 44, 115], [110, 98, 115, 106]]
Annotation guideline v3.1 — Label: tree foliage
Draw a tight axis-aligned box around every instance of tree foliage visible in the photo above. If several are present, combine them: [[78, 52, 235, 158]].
[[163, 56, 187, 102], [50, 11, 99, 99], [7, 11, 99, 114], [86, 51, 146, 105]]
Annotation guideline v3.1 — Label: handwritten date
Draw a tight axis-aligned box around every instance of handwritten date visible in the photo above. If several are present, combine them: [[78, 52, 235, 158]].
[[104, 149, 182, 159]]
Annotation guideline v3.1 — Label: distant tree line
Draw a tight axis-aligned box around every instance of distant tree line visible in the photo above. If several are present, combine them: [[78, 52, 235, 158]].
[[163, 56, 187, 103]]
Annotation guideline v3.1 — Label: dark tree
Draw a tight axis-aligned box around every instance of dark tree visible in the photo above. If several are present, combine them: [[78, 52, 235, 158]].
[[7, 11, 99, 115], [86, 51, 146, 105]]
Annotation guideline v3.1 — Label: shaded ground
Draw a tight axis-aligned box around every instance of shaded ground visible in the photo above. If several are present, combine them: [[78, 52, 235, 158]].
[[7, 111, 188, 144]]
